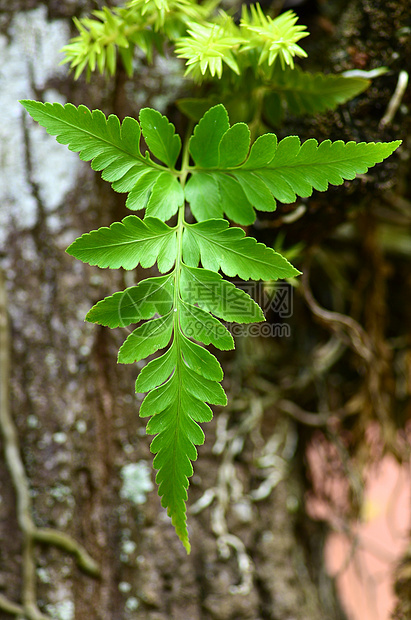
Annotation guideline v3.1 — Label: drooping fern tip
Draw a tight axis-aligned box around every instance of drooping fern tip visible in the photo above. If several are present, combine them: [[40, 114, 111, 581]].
[[19, 97, 401, 551]]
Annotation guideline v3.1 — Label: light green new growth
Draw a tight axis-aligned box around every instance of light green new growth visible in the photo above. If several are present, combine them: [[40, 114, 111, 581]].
[[175, 19, 244, 79], [60, 0, 216, 78], [239, 5, 308, 69], [60, 0, 372, 124], [20, 99, 401, 551], [61, 2, 308, 81]]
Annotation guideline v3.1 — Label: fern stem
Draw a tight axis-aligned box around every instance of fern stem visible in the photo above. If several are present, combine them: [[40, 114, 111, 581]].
[[173, 121, 193, 321]]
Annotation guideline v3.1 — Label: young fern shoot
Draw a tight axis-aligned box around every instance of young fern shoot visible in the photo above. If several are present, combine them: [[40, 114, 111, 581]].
[[20, 100, 401, 551], [60, 1, 375, 130]]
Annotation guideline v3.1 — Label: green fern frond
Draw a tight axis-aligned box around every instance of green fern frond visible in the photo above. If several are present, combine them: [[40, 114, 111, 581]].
[[240, 5, 309, 69], [186, 104, 401, 222], [176, 67, 371, 128], [20, 99, 401, 552], [262, 65, 370, 124]]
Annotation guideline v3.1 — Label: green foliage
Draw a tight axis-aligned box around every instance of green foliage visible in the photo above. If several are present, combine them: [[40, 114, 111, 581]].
[[60, 0, 215, 78], [175, 19, 243, 79], [62, 1, 310, 82], [176, 64, 371, 129], [183, 220, 297, 280], [174, 4, 308, 83], [20, 99, 149, 175], [239, 5, 308, 69], [85, 275, 173, 327], [261, 65, 371, 122], [20, 99, 401, 551], [185, 104, 400, 222], [139, 107, 181, 168], [60, 0, 376, 125], [66, 216, 177, 272]]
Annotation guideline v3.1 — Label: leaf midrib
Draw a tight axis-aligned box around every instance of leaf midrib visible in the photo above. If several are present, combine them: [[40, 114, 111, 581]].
[[193, 145, 386, 175], [160, 336, 189, 541], [187, 226, 270, 268], [77, 229, 176, 251]]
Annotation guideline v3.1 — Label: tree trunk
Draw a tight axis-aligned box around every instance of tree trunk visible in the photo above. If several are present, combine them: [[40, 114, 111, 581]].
[[0, 1, 409, 619]]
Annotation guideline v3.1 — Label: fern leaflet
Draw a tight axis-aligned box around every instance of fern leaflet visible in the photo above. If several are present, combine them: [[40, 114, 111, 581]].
[[187, 104, 401, 223], [262, 64, 371, 124]]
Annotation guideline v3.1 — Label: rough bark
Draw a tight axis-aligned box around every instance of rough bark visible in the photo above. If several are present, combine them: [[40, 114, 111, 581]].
[[0, 1, 409, 620]]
